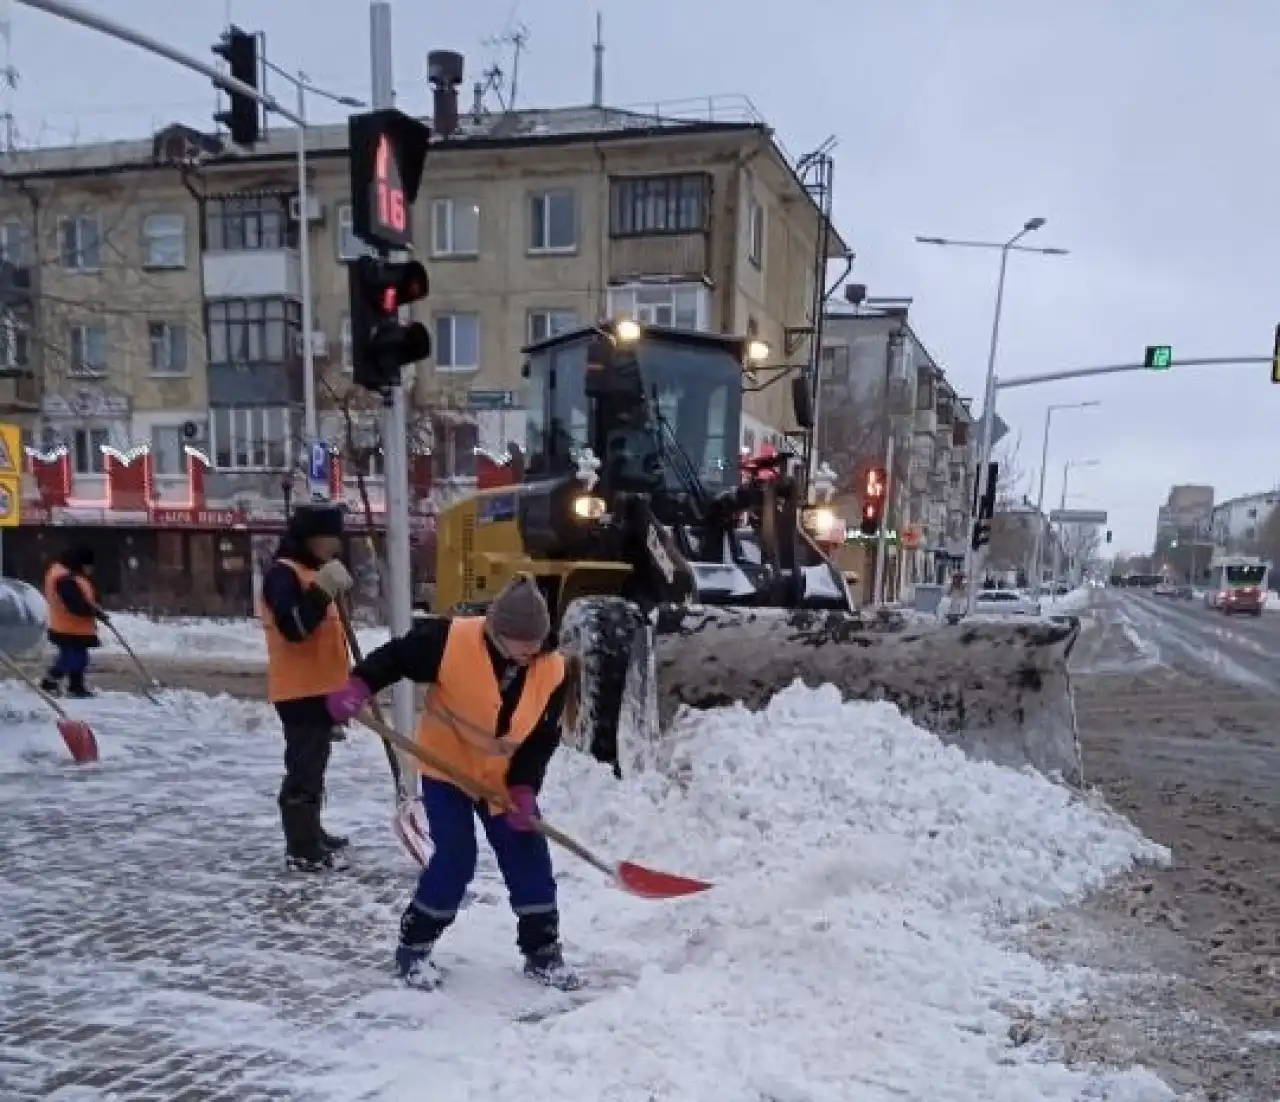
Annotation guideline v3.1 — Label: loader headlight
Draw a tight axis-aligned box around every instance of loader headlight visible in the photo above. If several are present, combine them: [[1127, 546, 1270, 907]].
[[615, 318, 642, 344], [804, 506, 838, 538], [571, 493, 607, 521]]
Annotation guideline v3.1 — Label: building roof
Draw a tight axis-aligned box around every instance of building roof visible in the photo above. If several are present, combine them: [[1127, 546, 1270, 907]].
[[0, 96, 851, 256]]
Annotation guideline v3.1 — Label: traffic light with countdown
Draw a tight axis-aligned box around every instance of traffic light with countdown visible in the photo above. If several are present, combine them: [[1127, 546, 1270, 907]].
[[860, 466, 887, 536], [348, 256, 432, 392]]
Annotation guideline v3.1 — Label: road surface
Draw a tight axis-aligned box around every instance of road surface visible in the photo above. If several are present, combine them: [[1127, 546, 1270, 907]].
[[1031, 587, 1280, 1099]]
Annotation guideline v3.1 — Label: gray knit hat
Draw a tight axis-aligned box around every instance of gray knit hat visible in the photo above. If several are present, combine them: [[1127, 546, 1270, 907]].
[[486, 574, 551, 643]]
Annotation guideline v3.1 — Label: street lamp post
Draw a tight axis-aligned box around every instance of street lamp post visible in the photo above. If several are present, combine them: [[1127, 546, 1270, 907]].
[[260, 60, 365, 444], [915, 219, 1069, 611], [1051, 457, 1099, 591], [1030, 400, 1099, 598]]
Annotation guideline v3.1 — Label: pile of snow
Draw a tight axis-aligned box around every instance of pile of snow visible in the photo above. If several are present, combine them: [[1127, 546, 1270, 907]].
[[0, 682, 1171, 1099], [1042, 585, 1093, 614], [98, 611, 391, 661]]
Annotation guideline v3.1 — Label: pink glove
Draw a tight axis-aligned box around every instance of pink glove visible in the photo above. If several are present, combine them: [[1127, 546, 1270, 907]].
[[326, 677, 373, 724], [504, 785, 539, 832]]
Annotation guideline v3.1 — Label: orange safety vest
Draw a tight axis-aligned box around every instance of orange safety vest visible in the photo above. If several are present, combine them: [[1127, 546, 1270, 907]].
[[416, 617, 566, 808], [258, 558, 350, 703], [44, 563, 98, 638]]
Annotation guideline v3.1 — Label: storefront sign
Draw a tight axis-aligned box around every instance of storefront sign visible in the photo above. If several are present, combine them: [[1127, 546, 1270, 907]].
[[0, 422, 19, 528], [149, 507, 245, 528]]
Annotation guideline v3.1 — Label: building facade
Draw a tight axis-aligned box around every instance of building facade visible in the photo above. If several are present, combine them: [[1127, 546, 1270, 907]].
[[1211, 490, 1279, 553], [0, 101, 845, 611], [815, 307, 976, 601]]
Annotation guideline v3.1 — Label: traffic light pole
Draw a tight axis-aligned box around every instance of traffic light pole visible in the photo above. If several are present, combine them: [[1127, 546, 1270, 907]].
[[13, 0, 303, 126], [995, 355, 1269, 391], [370, 0, 417, 751]]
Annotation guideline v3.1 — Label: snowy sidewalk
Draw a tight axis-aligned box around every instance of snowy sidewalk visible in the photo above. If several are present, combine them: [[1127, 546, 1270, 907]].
[[0, 684, 1174, 1101]]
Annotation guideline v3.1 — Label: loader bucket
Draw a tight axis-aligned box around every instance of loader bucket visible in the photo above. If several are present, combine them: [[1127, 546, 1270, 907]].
[[0, 579, 49, 659], [645, 605, 1084, 787]]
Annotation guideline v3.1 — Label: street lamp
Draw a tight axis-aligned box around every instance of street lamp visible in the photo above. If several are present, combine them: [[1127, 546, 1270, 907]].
[[915, 218, 1069, 611], [261, 59, 366, 443], [1030, 400, 1100, 598], [1052, 457, 1099, 590]]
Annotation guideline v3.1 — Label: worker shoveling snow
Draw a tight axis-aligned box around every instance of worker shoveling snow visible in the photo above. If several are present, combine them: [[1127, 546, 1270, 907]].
[[0, 675, 1170, 1100]]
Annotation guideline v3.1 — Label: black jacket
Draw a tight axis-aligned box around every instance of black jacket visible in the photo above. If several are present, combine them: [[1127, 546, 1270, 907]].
[[261, 532, 342, 727], [353, 616, 568, 793]]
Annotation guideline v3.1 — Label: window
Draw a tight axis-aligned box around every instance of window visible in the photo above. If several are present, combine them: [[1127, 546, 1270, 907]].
[[434, 313, 480, 372], [747, 196, 764, 268], [68, 323, 107, 376], [607, 283, 707, 330], [432, 199, 480, 256], [209, 407, 292, 470], [609, 175, 709, 236], [148, 321, 188, 374], [335, 203, 367, 262], [205, 298, 301, 365], [68, 427, 110, 475], [528, 190, 576, 252], [142, 213, 186, 269], [0, 219, 24, 265], [204, 194, 295, 252], [527, 309, 577, 344], [0, 316, 28, 368], [60, 215, 102, 271], [150, 425, 187, 476]]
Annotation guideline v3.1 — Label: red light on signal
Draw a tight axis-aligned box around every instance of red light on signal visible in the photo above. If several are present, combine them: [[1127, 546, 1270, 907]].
[[865, 467, 886, 499], [381, 288, 398, 314]]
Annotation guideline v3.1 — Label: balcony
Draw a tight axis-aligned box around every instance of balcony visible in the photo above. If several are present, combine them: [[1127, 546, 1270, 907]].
[[202, 249, 301, 300], [207, 360, 304, 406], [608, 233, 708, 285], [914, 408, 937, 435]]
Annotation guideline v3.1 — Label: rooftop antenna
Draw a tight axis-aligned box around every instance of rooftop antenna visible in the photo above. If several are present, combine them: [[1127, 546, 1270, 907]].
[[591, 11, 604, 108], [482, 18, 529, 111]]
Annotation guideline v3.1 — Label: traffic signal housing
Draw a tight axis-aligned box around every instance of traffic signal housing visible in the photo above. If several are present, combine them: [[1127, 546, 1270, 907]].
[[1143, 344, 1172, 370], [349, 256, 431, 391], [1271, 324, 1280, 384], [212, 26, 262, 148], [859, 465, 887, 537], [970, 460, 999, 551]]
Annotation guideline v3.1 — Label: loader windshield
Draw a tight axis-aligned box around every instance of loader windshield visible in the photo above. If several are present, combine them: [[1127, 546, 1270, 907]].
[[524, 334, 742, 493]]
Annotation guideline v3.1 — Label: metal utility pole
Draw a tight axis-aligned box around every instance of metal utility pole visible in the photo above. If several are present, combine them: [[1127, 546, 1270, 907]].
[[1030, 400, 1098, 599], [872, 326, 903, 605], [1051, 457, 1098, 591], [915, 220, 1069, 613], [370, 0, 416, 744]]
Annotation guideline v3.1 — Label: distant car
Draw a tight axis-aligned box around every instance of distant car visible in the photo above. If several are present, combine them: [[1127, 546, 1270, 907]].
[[1154, 581, 1176, 596], [973, 590, 1042, 616], [1174, 584, 1193, 599]]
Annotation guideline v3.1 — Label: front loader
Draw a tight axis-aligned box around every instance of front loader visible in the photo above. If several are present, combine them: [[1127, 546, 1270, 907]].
[[432, 320, 1082, 786]]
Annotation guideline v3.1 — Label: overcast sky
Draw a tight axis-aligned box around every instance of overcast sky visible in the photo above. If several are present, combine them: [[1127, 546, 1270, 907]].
[[5, 0, 1277, 550]]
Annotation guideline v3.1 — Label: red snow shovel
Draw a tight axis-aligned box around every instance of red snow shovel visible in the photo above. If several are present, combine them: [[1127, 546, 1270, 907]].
[[0, 649, 99, 764], [355, 711, 714, 900]]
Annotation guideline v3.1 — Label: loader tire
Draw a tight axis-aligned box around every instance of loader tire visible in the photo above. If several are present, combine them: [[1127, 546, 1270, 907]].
[[560, 596, 646, 773]]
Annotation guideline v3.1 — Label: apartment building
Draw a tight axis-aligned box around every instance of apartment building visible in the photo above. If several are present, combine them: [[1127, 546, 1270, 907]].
[[0, 99, 845, 610], [816, 307, 976, 602], [1211, 489, 1278, 553]]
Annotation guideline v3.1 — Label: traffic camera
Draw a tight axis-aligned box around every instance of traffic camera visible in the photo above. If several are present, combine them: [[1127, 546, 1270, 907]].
[[212, 26, 261, 148], [348, 257, 432, 392], [860, 466, 887, 536]]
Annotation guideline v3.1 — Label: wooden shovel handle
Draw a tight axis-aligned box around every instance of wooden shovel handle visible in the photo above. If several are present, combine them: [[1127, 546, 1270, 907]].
[[0, 648, 71, 720]]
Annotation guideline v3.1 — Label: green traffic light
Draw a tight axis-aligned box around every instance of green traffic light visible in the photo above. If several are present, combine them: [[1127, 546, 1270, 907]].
[[1144, 345, 1173, 370]]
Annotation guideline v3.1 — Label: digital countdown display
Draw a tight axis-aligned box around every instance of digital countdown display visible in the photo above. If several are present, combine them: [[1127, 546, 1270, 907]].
[[348, 109, 431, 252]]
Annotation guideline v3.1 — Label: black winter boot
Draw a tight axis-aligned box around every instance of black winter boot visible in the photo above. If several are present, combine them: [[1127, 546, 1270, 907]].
[[396, 902, 451, 990], [279, 792, 345, 873], [518, 911, 583, 991], [39, 674, 61, 694], [66, 673, 93, 699]]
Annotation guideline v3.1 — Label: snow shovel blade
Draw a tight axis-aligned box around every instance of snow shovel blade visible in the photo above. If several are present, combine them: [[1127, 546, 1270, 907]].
[[57, 718, 99, 764], [393, 800, 430, 866], [614, 860, 714, 900]]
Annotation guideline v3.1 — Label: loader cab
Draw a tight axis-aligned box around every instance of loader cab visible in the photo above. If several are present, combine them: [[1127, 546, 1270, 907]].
[[521, 321, 755, 503]]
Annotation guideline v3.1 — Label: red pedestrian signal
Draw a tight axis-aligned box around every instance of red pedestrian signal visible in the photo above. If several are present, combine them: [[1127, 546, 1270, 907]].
[[860, 466, 887, 536], [348, 110, 431, 251]]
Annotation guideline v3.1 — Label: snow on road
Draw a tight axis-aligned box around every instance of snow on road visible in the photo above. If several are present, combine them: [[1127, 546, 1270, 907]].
[[0, 680, 1172, 1100], [100, 610, 391, 660]]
